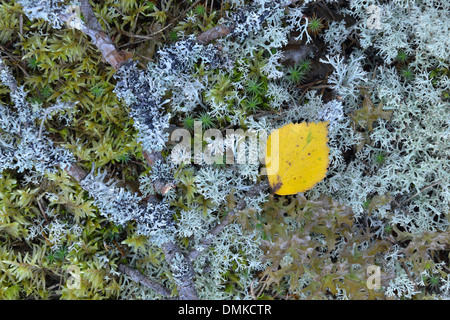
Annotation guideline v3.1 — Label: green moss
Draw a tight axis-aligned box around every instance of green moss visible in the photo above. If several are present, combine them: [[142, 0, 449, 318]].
[[285, 60, 312, 85]]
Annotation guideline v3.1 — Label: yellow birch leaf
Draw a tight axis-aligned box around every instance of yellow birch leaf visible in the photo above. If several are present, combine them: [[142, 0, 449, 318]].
[[265, 122, 330, 195]]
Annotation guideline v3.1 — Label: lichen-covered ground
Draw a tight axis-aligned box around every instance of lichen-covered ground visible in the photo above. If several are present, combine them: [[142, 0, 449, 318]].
[[0, 0, 449, 300]]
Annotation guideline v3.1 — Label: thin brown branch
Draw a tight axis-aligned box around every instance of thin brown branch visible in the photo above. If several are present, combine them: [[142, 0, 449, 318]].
[[161, 242, 199, 300], [118, 264, 172, 297], [400, 261, 419, 292], [195, 0, 302, 44], [58, 0, 132, 70], [145, 0, 203, 39], [140, 152, 198, 299], [117, 29, 161, 40], [37, 199, 49, 224], [401, 180, 442, 205], [386, 236, 419, 292]]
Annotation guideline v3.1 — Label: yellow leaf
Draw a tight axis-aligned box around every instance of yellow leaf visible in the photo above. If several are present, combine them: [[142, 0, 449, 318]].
[[265, 122, 330, 195]]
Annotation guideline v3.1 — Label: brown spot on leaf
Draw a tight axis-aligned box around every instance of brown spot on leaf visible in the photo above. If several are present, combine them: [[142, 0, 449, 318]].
[[271, 178, 283, 193]]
